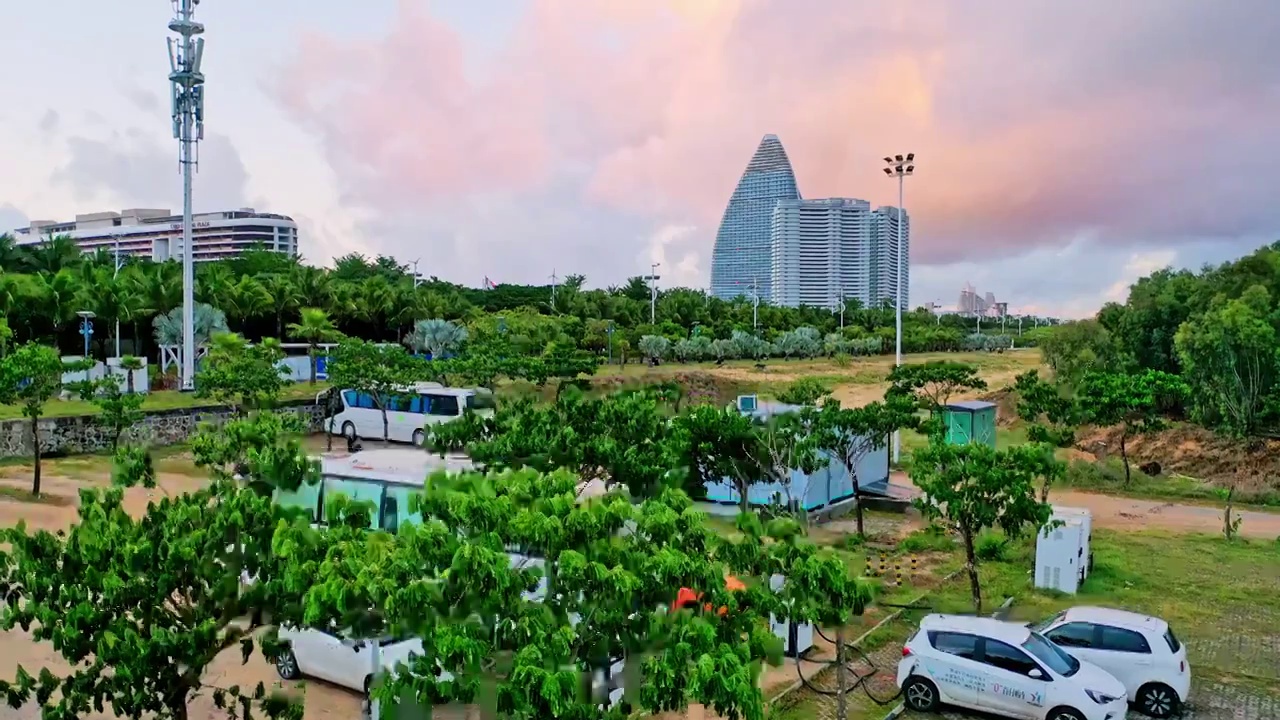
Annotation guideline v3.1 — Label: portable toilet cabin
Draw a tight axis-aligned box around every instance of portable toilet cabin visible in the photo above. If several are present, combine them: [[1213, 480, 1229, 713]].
[[942, 400, 998, 448]]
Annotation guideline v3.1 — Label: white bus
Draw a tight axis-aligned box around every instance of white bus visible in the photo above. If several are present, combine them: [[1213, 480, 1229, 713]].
[[319, 383, 495, 446]]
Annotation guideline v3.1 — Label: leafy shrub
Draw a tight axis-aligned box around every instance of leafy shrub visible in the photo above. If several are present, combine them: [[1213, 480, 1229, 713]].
[[975, 531, 1010, 561], [839, 533, 867, 551], [832, 353, 852, 367]]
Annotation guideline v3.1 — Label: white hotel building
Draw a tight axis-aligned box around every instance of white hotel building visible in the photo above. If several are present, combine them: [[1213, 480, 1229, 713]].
[[10, 207, 299, 262], [769, 198, 909, 310]]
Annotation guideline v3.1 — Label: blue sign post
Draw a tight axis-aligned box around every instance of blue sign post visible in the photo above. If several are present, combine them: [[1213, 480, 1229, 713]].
[[78, 312, 95, 384]]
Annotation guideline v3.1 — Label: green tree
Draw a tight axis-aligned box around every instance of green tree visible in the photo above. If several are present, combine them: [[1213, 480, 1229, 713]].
[[326, 338, 415, 444], [669, 404, 764, 506], [74, 375, 146, 451], [1174, 285, 1280, 437], [0, 343, 72, 495], [404, 318, 468, 358], [885, 360, 987, 429], [429, 389, 681, 499], [285, 307, 341, 385], [810, 396, 918, 535], [195, 333, 290, 414], [776, 377, 832, 406], [119, 355, 144, 394], [910, 440, 1056, 614], [1076, 369, 1189, 485], [1013, 370, 1081, 449], [1037, 319, 1126, 387], [266, 466, 858, 720], [0, 472, 303, 720]]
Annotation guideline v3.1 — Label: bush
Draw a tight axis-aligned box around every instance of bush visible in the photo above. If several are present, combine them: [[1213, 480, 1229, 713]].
[[897, 524, 956, 553], [975, 531, 1010, 561], [832, 353, 852, 367], [839, 533, 867, 551]]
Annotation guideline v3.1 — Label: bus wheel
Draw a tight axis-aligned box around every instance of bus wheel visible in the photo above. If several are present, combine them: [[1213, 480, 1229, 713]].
[[412, 429, 425, 446]]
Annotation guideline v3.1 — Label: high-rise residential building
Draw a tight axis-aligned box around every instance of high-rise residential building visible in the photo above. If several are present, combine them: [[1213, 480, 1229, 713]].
[[957, 283, 1004, 316], [709, 134, 800, 302], [870, 206, 910, 311], [770, 198, 872, 309], [9, 207, 299, 262], [710, 134, 910, 309]]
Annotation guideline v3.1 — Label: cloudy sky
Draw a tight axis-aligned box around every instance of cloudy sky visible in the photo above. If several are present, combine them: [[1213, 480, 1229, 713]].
[[1, 0, 1277, 317]]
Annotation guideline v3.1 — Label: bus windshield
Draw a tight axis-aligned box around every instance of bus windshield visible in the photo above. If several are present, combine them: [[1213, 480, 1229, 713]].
[[466, 391, 496, 410]]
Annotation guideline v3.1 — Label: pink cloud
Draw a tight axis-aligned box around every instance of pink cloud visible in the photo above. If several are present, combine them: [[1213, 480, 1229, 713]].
[[276, 0, 1280, 265]]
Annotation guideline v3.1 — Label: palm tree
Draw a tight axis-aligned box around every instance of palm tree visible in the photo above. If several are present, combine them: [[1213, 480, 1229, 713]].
[[30, 269, 80, 343], [258, 272, 299, 339], [23, 234, 83, 275], [0, 233, 25, 271], [287, 307, 340, 385], [405, 318, 468, 358], [220, 275, 273, 332]]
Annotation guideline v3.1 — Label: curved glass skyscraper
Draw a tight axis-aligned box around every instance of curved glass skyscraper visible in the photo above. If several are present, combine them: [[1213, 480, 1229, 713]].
[[709, 134, 800, 302]]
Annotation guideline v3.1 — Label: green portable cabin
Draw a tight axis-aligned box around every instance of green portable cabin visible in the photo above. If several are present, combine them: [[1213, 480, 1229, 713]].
[[943, 400, 997, 448]]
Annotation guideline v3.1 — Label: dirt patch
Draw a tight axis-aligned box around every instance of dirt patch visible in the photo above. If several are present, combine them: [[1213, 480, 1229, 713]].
[[1078, 424, 1280, 496]]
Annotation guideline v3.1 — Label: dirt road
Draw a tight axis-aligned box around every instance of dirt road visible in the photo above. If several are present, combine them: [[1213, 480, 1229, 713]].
[[888, 473, 1280, 539]]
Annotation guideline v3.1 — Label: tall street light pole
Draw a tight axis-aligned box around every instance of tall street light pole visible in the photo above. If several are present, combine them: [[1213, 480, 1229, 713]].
[[113, 234, 122, 358], [169, 0, 205, 391], [649, 262, 661, 324], [883, 152, 915, 465]]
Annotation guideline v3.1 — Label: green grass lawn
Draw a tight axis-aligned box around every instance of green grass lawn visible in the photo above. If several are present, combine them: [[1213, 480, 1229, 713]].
[[0, 382, 330, 421], [772, 527, 1280, 718]]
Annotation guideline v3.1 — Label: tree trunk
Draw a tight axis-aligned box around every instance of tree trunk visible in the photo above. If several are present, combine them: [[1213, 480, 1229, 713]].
[[327, 413, 335, 452], [737, 478, 750, 514], [850, 464, 864, 536], [30, 417, 42, 496], [962, 523, 982, 615], [1120, 431, 1131, 487], [381, 407, 390, 444], [309, 345, 317, 385], [276, 312, 284, 341], [126, 370, 135, 394], [835, 625, 848, 719]]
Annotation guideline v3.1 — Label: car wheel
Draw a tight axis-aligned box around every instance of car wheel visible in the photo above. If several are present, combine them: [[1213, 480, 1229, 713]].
[[1047, 707, 1085, 720], [412, 429, 425, 446], [342, 422, 357, 440], [902, 676, 939, 712], [275, 649, 301, 681], [1138, 683, 1180, 718]]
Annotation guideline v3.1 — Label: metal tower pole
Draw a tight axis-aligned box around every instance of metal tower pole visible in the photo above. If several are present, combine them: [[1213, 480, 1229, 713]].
[[169, 0, 206, 391]]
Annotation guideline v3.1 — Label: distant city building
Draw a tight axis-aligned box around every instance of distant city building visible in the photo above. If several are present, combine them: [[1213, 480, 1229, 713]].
[[710, 134, 801, 302], [712, 134, 910, 309], [10, 207, 299, 263], [870, 206, 909, 311], [957, 283, 1007, 317]]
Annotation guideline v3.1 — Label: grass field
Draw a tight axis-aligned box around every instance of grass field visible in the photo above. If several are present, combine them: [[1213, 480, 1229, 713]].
[[773, 527, 1280, 719]]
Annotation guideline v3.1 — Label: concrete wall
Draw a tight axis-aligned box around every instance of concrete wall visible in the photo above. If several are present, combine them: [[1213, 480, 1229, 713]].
[[0, 399, 325, 459]]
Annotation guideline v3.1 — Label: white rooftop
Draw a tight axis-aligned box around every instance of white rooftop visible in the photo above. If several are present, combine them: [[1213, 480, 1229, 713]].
[[1060, 606, 1167, 632]]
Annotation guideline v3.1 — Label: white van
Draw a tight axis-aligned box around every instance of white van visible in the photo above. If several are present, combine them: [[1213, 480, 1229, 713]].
[[319, 383, 495, 446]]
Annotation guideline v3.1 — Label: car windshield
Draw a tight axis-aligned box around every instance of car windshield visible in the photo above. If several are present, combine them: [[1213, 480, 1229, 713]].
[[1023, 631, 1080, 677], [1029, 611, 1066, 634]]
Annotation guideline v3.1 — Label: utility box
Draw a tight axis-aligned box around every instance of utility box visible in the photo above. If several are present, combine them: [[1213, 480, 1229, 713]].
[[1050, 506, 1094, 581], [769, 574, 815, 657], [943, 400, 998, 448], [1035, 517, 1087, 594]]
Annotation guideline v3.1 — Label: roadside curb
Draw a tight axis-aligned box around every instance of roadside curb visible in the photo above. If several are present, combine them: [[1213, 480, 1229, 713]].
[[880, 702, 906, 719]]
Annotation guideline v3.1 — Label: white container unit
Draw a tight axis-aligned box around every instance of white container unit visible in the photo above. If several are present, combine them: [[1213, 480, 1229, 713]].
[[1036, 517, 1087, 594], [1051, 506, 1093, 581]]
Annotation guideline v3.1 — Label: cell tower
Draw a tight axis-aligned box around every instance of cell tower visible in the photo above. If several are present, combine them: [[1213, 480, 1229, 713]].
[[168, 0, 206, 391]]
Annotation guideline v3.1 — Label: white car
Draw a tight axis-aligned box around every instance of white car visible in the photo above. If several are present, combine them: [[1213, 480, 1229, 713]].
[[897, 614, 1128, 720], [1035, 607, 1190, 718], [275, 626, 425, 696]]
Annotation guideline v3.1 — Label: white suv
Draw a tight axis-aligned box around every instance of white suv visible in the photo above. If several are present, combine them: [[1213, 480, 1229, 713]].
[[1035, 607, 1191, 718], [897, 614, 1128, 720]]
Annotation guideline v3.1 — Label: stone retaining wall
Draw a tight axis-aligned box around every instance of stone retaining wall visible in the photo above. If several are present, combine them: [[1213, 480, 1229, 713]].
[[0, 400, 325, 458]]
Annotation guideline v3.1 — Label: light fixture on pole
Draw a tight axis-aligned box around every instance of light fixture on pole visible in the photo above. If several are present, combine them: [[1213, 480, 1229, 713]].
[[168, 0, 206, 392], [751, 276, 760, 331], [77, 311, 96, 383], [649, 263, 661, 324], [411, 258, 422, 288], [883, 152, 915, 465]]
